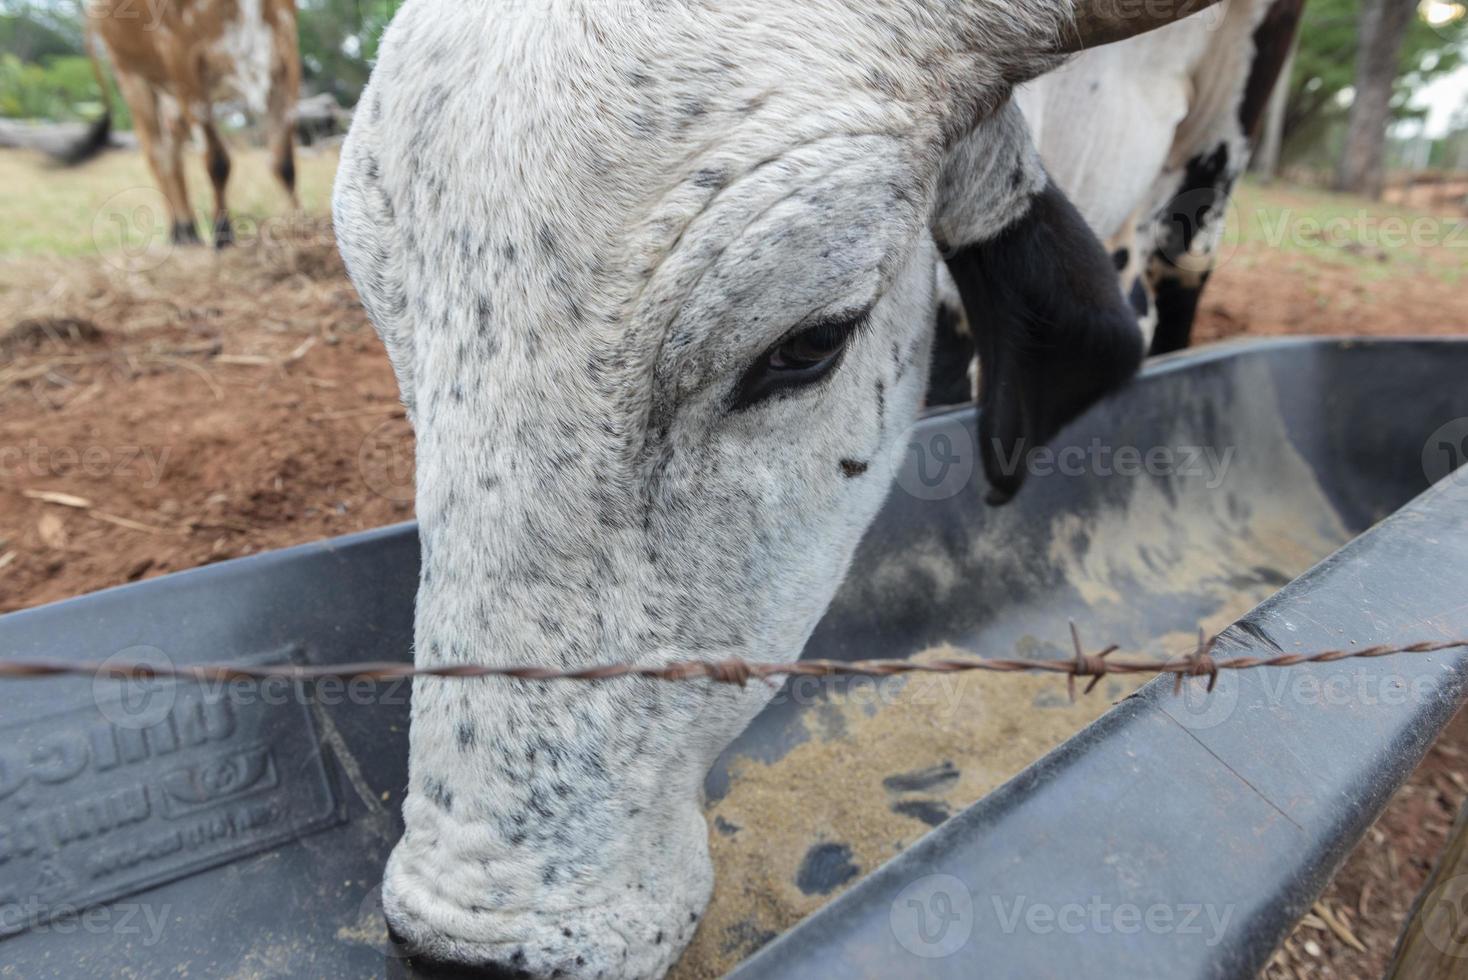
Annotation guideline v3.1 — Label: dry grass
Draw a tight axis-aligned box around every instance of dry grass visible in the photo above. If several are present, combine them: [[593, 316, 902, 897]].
[[0, 229, 358, 392]]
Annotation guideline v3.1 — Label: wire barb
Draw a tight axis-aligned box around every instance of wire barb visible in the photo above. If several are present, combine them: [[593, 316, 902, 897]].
[[1067, 621, 1119, 703], [1171, 628, 1221, 695]]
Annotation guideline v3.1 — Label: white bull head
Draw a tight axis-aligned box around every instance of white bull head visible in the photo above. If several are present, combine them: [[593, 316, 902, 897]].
[[333, 0, 1219, 976]]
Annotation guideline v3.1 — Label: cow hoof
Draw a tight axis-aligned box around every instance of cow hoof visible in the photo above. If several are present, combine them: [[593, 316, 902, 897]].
[[170, 221, 202, 246], [213, 218, 234, 249]]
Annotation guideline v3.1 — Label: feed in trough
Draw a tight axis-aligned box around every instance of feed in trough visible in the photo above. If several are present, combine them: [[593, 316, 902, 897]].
[[675, 471, 1351, 977], [674, 661, 1148, 979]]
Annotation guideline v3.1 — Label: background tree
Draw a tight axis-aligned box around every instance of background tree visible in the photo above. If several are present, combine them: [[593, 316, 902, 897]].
[[1337, 0, 1422, 196], [0, 0, 80, 62], [1283, 0, 1466, 175]]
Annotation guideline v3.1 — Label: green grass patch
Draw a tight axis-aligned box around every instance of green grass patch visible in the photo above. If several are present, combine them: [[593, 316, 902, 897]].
[[1230, 179, 1466, 282], [0, 145, 339, 258]]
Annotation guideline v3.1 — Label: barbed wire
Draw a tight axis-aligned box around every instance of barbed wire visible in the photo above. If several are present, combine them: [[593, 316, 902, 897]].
[[2, 625, 1465, 700]]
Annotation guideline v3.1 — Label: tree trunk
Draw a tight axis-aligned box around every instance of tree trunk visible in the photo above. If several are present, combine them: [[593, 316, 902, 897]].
[[1252, 33, 1299, 182], [1334, 0, 1417, 198]]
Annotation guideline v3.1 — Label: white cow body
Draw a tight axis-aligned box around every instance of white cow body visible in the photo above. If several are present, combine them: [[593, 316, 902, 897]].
[[1017, 0, 1302, 351]]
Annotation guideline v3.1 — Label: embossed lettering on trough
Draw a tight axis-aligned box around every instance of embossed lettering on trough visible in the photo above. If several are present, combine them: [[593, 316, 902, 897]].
[[0, 652, 339, 936]]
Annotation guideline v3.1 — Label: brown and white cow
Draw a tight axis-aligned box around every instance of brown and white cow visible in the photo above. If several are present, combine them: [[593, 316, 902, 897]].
[[62, 0, 302, 247]]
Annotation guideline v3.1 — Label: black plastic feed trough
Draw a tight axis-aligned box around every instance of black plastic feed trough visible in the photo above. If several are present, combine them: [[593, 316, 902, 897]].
[[3, 337, 1468, 979]]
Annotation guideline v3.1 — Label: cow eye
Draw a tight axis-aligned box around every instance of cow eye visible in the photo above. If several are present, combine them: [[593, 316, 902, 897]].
[[731, 310, 871, 411]]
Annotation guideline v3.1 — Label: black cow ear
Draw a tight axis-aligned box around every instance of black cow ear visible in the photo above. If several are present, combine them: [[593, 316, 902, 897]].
[[942, 182, 1144, 504]]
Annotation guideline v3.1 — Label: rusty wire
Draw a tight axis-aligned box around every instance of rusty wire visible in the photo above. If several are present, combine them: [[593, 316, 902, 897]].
[[0, 626, 1465, 698]]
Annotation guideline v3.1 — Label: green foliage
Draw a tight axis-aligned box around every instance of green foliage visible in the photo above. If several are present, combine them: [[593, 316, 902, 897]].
[[1286, 0, 1468, 146], [0, 52, 126, 124], [0, 4, 120, 123], [294, 0, 402, 105]]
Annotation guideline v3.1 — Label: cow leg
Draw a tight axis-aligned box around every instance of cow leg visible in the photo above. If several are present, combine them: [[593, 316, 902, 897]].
[[1146, 0, 1306, 356], [926, 266, 976, 408], [116, 73, 198, 245], [1147, 272, 1207, 355], [201, 120, 233, 248], [1143, 148, 1231, 356], [267, 56, 301, 211], [270, 126, 299, 211], [158, 103, 199, 246]]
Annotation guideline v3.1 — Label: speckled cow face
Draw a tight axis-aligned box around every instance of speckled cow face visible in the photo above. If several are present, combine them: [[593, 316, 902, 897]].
[[332, 0, 1141, 976]]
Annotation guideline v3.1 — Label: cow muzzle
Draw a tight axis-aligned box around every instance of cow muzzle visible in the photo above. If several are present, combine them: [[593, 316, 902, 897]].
[[378, 807, 714, 980]]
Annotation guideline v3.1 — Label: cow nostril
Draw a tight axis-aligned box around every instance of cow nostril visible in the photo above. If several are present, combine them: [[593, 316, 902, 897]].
[[385, 928, 536, 980]]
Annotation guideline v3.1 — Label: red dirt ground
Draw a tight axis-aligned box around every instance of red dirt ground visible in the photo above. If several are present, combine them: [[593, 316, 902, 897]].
[[0, 242, 411, 609], [2, 184, 1467, 977]]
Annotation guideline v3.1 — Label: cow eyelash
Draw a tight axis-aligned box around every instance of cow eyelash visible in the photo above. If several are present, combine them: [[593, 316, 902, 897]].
[[730, 308, 873, 412]]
